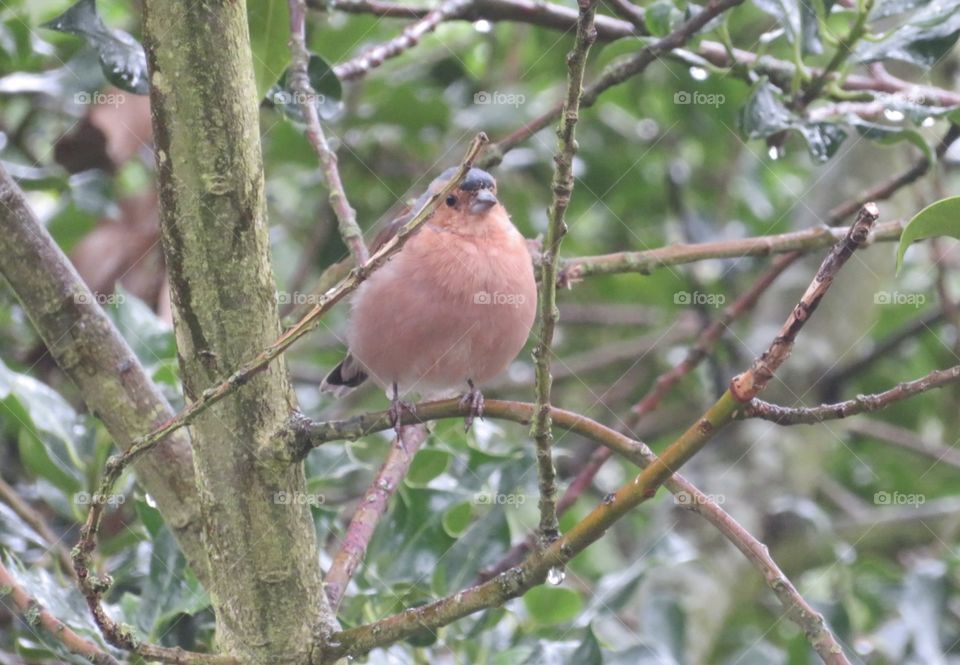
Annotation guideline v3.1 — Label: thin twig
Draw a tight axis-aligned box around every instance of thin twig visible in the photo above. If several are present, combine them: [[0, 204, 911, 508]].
[[730, 204, 879, 401], [559, 218, 901, 282], [332, 0, 474, 81], [69, 133, 490, 658], [846, 419, 960, 470], [289, 0, 368, 265], [740, 364, 960, 424], [482, 0, 745, 167], [530, 0, 597, 548], [324, 424, 430, 610], [321, 0, 645, 41], [604, 0, 645, 29], [0, 560, 119, 665], [797, 0, 874, 108]]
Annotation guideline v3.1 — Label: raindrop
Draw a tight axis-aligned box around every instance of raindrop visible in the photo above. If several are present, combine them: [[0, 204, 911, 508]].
[[767, 145, 782, 160], [546, 566, 565, 585], [145, 494, 157, 508], [474, 19, 492, 33], [922, 116, 936, 127], [689, 66, 708, 81], [884, 109, 905, 122]]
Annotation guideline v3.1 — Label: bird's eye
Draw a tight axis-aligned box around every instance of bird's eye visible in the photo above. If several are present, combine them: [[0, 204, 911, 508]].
[[445, 195, 457, 208]]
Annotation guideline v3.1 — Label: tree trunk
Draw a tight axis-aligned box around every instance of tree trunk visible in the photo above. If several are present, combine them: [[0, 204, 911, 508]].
[[142, 1, 334, 661]]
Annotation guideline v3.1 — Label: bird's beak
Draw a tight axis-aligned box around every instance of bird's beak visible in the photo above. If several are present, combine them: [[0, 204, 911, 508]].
[[469, 189, 498, 214]]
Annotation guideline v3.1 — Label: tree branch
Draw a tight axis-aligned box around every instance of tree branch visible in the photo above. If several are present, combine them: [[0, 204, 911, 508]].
[[290, 0, 368, 265], [322, 0, 643, 42], [560, 218, 901, 282], [0, 164, 207, 577], [740, 364, 960, 424], [332, 0, 475, 81], [324, 424, 430, 610], [530, 0, 597, 548]]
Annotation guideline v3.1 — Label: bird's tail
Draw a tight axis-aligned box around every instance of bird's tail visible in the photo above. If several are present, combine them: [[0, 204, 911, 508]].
[[320, 353, 369, 397]]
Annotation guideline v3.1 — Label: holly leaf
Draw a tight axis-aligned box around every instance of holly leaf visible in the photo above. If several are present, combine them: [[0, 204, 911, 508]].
[[896, 196, 960, 272]]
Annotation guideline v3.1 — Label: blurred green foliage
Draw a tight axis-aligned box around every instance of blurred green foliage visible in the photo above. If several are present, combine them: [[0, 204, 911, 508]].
[[1, 0, 960, 662]]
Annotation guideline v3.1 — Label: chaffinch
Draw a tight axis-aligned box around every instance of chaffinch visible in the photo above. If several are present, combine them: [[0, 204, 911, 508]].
[[322, 167, 537, 430]]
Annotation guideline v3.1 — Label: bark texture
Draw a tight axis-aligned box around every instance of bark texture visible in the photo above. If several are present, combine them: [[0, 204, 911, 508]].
[[142, 1, 332, 661]]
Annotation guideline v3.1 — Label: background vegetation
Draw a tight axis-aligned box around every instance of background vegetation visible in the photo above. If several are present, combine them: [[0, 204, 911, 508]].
[[1, 0, 959, 662]]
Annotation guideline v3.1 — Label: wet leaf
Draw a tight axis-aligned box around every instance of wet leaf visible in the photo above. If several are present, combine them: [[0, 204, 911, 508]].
[[43, 0, 148, 94], [267, 54, 342, 120], [855, 0, 960, 66]]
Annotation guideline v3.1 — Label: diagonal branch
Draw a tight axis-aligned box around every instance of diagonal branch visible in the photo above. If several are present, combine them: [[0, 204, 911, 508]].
[[324, 424, 430, 610], [531, 0, 597, 548], [333, 0, 474, 81], [290, 0, 368, 265], [0, 164, 207, 578]]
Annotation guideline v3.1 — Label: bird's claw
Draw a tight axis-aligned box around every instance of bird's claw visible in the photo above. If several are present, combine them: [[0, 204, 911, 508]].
[[459, 380, 485, 432], [388, 398, 416, 441]]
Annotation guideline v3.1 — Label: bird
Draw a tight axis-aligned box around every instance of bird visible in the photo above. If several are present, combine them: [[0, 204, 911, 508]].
[[321, 166, 538, 432]]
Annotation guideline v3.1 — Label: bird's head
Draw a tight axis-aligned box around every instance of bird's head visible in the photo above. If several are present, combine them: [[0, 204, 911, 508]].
[[424, 167, 503, 231]]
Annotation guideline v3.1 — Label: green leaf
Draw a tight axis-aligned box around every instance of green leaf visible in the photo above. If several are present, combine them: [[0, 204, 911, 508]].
[[896, 196, 960, 272], [0, 359, 85, 495], [849, 116, 933, 163], [645, 0, 685, 37], [571, 626, 603, 665], [441, 501, 473, 537], [248, 0, 290, 101], [522, 586, 583, 626], [739, 79, 847, 161], [42, 0, 149, 94], [855, 0, 960, 66], [268, 54, 343, 120], [406, 448, 451, 486]]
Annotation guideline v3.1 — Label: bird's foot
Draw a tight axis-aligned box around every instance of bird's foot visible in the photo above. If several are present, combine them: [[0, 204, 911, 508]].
[[459, 379, 485, 433], [389, 383, 417, 444]]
